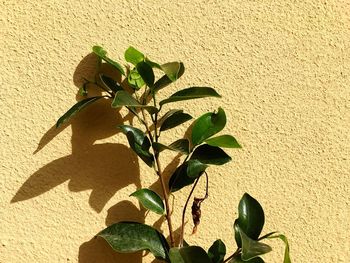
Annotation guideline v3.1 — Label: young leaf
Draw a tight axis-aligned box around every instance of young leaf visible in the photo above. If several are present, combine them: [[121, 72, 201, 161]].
[[205, 135, 241, 148], [56, 96, 104, 128], [125, 46, 145, 65], [160, 111, 192, 132], [92, 46, 125, 75], [159, 87, 221, 106], [266, 234, 291, 263], [153, 139, 190, 155], [99, 74, 123, 93], [97, 222, 169, 260], [190, 144, 231, 165], [191, 108, 226, 146], [208, 239, 226, 263], [234, 193, 265, 248], [128, 68, 145, 90], [169, 246, 212, 263], [118, 125, 154, 167], [130, 189, 165, 215], [112, 90, 157, 114], [161, 62, 182, 82], [239, 228, 272, 261], [137, 61, 155, 87]]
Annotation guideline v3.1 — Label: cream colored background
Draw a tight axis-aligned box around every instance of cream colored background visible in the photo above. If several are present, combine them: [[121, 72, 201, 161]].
[[1, 0, 350, 262]]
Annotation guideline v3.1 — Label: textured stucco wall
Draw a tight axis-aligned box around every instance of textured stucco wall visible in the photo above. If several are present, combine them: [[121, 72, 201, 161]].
[[1, 0, 349, 262]]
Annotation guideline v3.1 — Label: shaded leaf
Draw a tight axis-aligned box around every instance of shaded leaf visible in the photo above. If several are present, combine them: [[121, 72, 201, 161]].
[[160, 111, 192, 132], [169, 246, 211, 263], [208, 239, 226, 263], [234, 193, 265, 248], [112, 90, 157, 114], [153, 139, 190, 155], [130, 189, 164, 215], [266, 234, 291, 263], [239, 228, 272, 261], [99, 74, 123, 93], [92, 46, 125, 75], [186, 160, 208, 178], [205, 135, 241, 148], [191, 108, 226, 146], [97, 222, 169, 260], [159, 87, 220, 106], [125, 46, 144, 65], [161, 62, 182, 82], [56, 96, 104, 128], [145, 57, 161, 69], [118, 125, 154, 167], [190, 144, 231, 165], [137, 61, 155, 87], [229, 255, 264, 263]]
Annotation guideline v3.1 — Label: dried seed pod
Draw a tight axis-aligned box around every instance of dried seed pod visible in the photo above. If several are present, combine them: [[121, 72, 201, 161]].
[[191, 197, 205, 234]]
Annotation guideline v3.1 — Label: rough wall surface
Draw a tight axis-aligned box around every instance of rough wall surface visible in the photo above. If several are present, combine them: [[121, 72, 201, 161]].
[[1, 0, 349, 262]]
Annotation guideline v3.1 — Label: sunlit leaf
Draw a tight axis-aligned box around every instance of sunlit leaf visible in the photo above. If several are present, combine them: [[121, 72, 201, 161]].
[[161, 62, 182, 82], [128, 68, 145, 90], [92, 45, 125, 75], [98, 222, 169, 260], [266, 234, 291, 263], [125, 46, 145, 65], [130, 189, 164, 215], [205, 135, 241, 148], [56, 96, 104, 128], [239, 228, 272, 261], [159, 87, 220, 106], [191, 108, 226, 146], [112, 90, 157, 114]]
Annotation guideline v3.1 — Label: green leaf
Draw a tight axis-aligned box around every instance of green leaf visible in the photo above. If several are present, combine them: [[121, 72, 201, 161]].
[[56, 96, 104, 128], [161, 62, 183, 82], [137, 61, 155, 87], [153, 139, 190, 155], [190, 144, 231, 165], [130, 189, 164, 215], [266, 234, 291, 263], [128, 68, 145, 90], [208, 239, 226, 263], [145, 57, 162, 69], [160, 111, 192, 132], [205, 135, 241, 148], [159, 87, 221, 106], [92, 46, 125, 75], [191, 108, 226, 146], [234, 193, 265, 248], [239, 228, 272, 261], [99, 74, 123, 93], [229, 255, 264, 263], [112, 90, 157, 114], [169, 246, 212, 263], [169, 160, 207, 192], [118, 125, 154, 167], [125, 46, 145, 65], [97, 222, 169, 260]]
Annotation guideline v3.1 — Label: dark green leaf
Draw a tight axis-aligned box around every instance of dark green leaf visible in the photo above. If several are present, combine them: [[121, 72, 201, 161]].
[[159, 109, 182, 124], [205, 135, 241, 148], [191, 108, 226, 146], [186, 160, 208, 178], [239, 228, 272, 261], [159, 87, 220, 106], [56, 96, 104, 128], [145, 57, 162, 69], [229, 255, 264, 263], [160, 111, 192, 132], [234, 193, 265, 248], [97, 222, 169, 260], [99, 74, 123, 93], [92, 46, 125, 75], [153, 63, 184, 93], [169, 246, 212, 263], [153, 139, 190, 155], [125, 46, 144, 65], [137, 61, 155, 87], [161, 62, 182, 82], [118, 125, 154, 167], [169, 160, 207, 192], [208, 239, 226, 263], [130, 189, 164, 215], [190, 144, 231, 165], [128, 68, 145, 90], [112, 90, 157, 114], [266, 234, 291, 263]]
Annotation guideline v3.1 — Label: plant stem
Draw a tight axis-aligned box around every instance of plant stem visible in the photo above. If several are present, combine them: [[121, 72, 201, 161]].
[[223, 248, 241, 263]]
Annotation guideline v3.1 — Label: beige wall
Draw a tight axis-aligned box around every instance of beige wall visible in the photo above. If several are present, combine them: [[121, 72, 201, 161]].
[[1, 0, 349, 262]]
